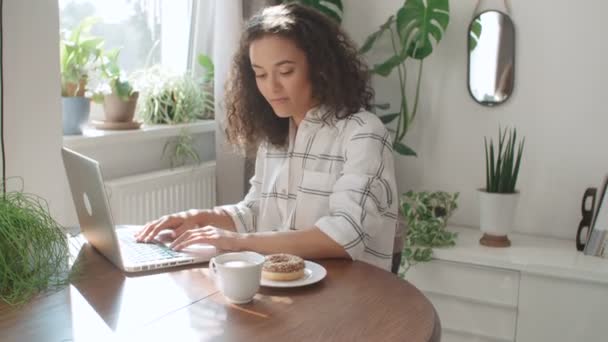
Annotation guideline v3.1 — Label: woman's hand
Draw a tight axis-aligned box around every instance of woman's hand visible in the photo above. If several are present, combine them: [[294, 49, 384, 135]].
[[169, 226, 243, 252], [135, 209, 202, 243]]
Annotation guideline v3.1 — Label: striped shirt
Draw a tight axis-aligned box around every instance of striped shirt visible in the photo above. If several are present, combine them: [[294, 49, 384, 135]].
[[219, 107, 398, 270]]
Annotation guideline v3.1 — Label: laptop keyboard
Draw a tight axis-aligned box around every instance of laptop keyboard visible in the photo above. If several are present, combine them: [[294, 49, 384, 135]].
[[118, 231, 188, 263]]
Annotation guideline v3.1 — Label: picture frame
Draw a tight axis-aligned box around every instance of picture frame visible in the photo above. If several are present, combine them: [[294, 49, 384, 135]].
[[584, 174, 608, 256]]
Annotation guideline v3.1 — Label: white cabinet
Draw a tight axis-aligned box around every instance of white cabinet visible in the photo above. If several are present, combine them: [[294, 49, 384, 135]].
[[409, 261, 518, 342], [516, 274, 608, 342], [406, 226, 608, 342]]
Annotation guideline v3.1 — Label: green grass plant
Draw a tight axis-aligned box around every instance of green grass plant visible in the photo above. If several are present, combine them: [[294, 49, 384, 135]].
[[0, 181, 75, 306], [484, 127, 525, 193]]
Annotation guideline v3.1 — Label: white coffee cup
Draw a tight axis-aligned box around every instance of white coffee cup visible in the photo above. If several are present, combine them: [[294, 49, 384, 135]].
[[209, 251, 265, 304]]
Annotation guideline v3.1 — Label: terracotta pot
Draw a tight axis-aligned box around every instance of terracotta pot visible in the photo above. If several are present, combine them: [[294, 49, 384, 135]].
[[103, 92, 139, 122]]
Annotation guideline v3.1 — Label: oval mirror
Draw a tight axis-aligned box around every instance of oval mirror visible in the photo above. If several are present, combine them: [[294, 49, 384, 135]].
[[468, 10, 515, 106]]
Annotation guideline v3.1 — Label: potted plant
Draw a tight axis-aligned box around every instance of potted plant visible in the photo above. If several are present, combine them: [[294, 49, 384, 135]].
[[132, 54, 214, 167], [399, 190, 459, 277], [89, 48, 140, 129], [479, 127, 525, 247], [133, 64, 213, 125], [59, 17, 103, 135], [360, 0, 450, 156], [0, 179, 77, 306]]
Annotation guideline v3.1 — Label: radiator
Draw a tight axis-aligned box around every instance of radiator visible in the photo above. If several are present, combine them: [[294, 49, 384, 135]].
[[105, 161, 216, 225]]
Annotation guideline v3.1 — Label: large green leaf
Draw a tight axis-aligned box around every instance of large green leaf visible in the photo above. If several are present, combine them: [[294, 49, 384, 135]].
[[379, 112, 399, 124], [371, 102, 391, 111], [197, 54, 214, 73], [290, 0, 343, 23], [469, 17, 482, 52], [360, 29, 382, 55], [396, 0, 450, 59], [359, 15, 395, 54], [372, 53, 407, 77], [394, 142, 417, 156]]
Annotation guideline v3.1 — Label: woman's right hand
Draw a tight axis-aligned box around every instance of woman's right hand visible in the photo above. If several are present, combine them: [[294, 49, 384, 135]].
[[135, 209, 203, 243]]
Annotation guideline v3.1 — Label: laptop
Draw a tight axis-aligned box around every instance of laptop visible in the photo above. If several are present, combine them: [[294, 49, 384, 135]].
[[61, 147, 217, 273]]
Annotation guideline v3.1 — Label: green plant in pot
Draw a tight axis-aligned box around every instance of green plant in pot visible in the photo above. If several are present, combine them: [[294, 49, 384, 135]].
[[134, 65, 212, 125], [59, 16, 104, 135], [479, 126, 525, 247], [0, 179, 78, 306], [360, 0, 450, 156], [89, 48, 139, 128], [133, 54, 214, 167], [399, 190, 459, 277]]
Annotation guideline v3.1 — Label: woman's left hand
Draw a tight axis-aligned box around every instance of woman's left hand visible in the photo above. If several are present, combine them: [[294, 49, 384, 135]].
[[169, 226, 242, 252]]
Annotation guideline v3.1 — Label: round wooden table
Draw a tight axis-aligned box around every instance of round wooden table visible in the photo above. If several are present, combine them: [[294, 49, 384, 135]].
[[0, 244, 440, 342]]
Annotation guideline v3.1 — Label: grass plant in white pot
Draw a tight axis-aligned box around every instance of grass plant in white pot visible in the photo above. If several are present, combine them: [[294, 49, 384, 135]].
[[479, 127, 525, 247]]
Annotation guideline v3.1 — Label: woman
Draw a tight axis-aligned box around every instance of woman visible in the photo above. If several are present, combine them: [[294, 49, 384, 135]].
[[136, 3, 399, 271]]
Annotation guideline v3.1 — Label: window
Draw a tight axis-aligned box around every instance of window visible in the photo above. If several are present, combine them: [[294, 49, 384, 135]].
[[58, 0, 193, 74]]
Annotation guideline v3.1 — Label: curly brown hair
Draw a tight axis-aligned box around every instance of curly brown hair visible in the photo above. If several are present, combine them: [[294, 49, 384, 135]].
[[224, 2, 374, 150]]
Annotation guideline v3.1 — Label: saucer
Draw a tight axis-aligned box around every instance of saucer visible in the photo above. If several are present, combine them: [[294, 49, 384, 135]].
[[92, 120, 142, 130], [260, 261, 327, 288]]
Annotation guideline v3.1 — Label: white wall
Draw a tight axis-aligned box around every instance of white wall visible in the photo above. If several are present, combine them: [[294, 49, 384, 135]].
[[212, 0, 246, 205], [3, 0, 67, 221], [343, 0, 608, 239]]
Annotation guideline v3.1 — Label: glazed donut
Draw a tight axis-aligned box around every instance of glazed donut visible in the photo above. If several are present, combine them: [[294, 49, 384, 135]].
[[262, 253, 306, 281]]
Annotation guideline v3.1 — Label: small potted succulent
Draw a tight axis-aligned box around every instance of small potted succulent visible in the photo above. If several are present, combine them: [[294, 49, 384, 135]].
[[89, 48, 139, 129], [479, 126, 525, 247], [59, 17, 104, 135]]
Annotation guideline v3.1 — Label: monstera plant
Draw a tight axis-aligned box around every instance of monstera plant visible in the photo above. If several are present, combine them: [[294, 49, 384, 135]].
[[283, 0, 343, 23], [360, 0, 450, 156], [469, 17, 482, 52]]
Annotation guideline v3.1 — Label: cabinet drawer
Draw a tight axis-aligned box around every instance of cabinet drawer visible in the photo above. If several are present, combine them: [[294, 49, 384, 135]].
[[443, 329, 512, 342], [426, 292, 516, 341], [407, 260, 519, 307]]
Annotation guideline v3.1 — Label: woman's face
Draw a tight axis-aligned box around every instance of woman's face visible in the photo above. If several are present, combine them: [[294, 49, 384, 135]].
[[249, 35, 315, 125]]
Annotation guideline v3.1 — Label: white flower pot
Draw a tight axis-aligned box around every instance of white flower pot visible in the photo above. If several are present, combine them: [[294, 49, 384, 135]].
[[478, 190, 520, 247]]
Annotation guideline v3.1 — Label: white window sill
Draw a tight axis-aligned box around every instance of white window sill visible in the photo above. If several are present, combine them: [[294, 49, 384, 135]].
[[63, 120, 216, 149]]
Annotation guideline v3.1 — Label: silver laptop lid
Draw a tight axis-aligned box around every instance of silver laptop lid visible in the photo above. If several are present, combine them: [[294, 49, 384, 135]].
[[61, 147, 125, 269]]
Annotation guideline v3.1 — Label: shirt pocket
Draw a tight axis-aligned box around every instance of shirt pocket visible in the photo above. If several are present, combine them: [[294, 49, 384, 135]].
[[294, 170, 338, 229]]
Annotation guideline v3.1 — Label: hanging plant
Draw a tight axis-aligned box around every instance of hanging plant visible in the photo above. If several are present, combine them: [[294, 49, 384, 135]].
[[162, 129, 201, 169]]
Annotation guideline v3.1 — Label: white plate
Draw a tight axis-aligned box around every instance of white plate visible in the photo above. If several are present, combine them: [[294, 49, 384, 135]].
[[260, 260, 327, 288]]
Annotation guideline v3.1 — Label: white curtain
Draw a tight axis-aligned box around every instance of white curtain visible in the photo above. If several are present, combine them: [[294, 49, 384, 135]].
[[191, 0, 274, 205], [191, 0, 246, 205]]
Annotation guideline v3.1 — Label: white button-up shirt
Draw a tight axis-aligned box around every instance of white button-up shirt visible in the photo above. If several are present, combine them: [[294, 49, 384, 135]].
[[219, 107, 398, 270]]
